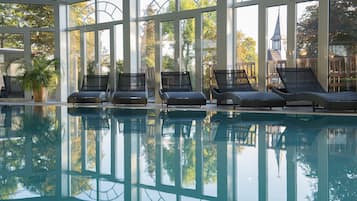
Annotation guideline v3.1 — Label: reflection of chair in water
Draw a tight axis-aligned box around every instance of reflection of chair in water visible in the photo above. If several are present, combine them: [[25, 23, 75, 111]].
[[1, 75, 25, 98], [68, 107, 109, 130], [160, 110, 206, 137], [111, 108, 148, 134], [0, 105, 24, 130], [212, 112, 258, 145]]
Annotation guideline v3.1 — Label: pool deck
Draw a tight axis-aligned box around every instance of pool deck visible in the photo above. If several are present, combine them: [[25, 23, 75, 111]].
[[1, 100, 357, 116]]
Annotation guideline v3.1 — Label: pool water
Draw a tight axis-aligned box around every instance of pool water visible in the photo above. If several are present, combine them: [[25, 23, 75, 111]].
[[1, 105, 357, 201]]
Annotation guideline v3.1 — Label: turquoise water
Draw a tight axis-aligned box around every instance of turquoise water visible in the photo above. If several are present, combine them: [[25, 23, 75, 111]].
[[1, 105, 357, 201]]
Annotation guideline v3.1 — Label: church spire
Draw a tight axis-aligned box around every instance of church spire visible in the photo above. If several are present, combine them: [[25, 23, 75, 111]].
[[271, 11, 282, 51]]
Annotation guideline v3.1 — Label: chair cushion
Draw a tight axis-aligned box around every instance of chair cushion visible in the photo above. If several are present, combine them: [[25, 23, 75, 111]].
[[227, 91, 285, 107], [162, 91, 206, 105], [68, 91, 107, 103], [112, 91, 147, 104]]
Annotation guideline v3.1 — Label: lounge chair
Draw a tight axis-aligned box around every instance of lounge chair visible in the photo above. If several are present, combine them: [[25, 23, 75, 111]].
[[112, 73, 147, 104], [272, 67, 357, 111], [212, 69, 285, 108], [160, 71, 206, 106], [1, 75, 24, 98], [68, 74, 109, 103]]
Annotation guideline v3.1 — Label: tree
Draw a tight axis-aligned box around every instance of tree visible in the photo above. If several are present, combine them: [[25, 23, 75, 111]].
[[296, 0, 357, 58]]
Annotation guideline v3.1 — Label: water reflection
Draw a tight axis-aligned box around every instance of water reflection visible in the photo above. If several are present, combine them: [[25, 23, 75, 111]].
[[0, 106, 357, 200], [0, 106, 60, 200]]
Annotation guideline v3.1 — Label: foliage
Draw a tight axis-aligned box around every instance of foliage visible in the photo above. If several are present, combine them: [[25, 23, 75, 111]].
[[296, 0, 357, 58], [236, 31, 258, 63], [20, 56, 59, 91]]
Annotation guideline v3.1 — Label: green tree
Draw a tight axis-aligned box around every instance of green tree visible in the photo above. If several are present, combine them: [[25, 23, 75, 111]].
[[296, 0, 357, 58], [236, 31, 258, 63]]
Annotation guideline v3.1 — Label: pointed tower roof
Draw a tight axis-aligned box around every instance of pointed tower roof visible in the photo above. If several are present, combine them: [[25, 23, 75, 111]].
[[271, 13, 281, 41]]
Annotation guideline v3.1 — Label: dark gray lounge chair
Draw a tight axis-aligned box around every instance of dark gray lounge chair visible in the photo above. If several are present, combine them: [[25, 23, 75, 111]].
[[273, 67, 357, 111], [1, 75, 24, 98], [68, 74, 109, 103], [112, 73, 147, 104], [160, 71, 206, 106], [212, 70, 285, 108]]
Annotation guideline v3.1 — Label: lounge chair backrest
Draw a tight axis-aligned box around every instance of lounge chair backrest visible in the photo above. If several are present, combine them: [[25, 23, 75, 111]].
[[214, 69, 254, 92], [117, 73, 146, 91], [80, 74, 109, 91], [276, 68, 326, 93], [3, 75, 25, 98], [161, 71, 192, 92]]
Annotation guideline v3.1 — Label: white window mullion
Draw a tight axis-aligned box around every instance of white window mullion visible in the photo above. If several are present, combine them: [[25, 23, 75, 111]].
[[286, 0, 296, 67], [317, 0, 329, 90]]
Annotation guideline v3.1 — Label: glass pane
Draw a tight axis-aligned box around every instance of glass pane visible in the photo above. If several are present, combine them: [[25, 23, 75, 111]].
[[329, 0, 357, 92], [31, 32, 56, 100], [161, 21, 175, 72], [69, 30, 81, 93], [70, 0, 96, 27], [98, 29, 111, 75], [139, 20, 156, 100], [97, 0, 123, 23], [0, 3, 54, 28], [0, 33, 24, 85], [202, 12, 217, 99], [85, 31, 96, 75], [180, 18, 196, 88], [236, 5, 258, 87], [266, 5, 287, 89], [296, 1, 319, 71], [140, 0, 173, 16], [180, 0, 216, 11]]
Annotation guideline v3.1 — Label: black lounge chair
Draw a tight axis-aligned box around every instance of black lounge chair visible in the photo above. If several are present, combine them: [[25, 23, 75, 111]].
[[212, 70, 285, 108], [273, 67, 357, 111], [68, 74, 109, 103], [160, 71, 206, 106], [0, 75, 24, 98], [112, 73, 147, 104]]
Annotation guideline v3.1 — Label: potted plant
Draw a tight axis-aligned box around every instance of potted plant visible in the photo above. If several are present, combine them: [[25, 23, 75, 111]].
[[20, 55, 59, 102]]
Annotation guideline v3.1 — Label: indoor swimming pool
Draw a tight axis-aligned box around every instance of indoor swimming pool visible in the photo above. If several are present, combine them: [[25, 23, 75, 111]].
[[0, 105, 356, 201]]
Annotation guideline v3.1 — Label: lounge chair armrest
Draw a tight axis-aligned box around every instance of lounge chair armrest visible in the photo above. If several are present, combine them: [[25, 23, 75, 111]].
[[271, 87, 288, 95]]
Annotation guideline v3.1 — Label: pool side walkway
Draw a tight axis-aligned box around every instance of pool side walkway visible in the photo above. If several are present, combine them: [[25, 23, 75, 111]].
[[1, 99, 357, 117]]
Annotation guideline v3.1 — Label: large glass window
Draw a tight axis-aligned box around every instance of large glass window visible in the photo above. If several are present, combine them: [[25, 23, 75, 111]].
[[202, 11, 217, 99], [296, 1, 319, 70], [160, 21, 176, 72], [0, 3, 54, 28], [70, 0, 96, 27], [180, 0, 216, 11], [329, 0, 357, 92], [140, 20, 156, 100], [266, 5, 287, 88], [0, 33, 24, 80], [236, 5, 258, 87], [140, 0, 174, 16]]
